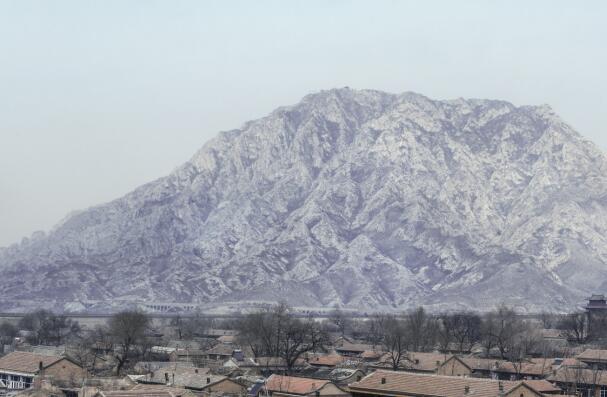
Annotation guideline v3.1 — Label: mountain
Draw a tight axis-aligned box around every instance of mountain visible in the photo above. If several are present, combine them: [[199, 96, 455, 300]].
[[2, 88, 607, 313]]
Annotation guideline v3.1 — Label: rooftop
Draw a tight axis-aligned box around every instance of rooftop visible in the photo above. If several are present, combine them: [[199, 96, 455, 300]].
[[265, 375, 331, 395], [577, 349, 607, 362], [349, 370, 550, 397], [0, 351, 64, 374]]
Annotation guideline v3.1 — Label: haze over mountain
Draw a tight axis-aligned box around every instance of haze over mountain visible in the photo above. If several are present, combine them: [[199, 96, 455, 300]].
[[2, 88, 606, 313]]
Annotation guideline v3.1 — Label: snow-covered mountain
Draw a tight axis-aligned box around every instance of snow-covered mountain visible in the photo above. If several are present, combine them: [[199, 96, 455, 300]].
[[2, 88, 607, 313]]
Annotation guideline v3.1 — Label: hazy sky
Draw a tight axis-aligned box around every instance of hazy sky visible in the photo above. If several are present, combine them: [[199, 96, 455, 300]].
[[1, 1, 606, 247]]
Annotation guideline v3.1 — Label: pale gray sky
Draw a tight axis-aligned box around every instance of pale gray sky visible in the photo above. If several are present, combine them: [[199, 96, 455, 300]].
[[1, 0, 606, 247]]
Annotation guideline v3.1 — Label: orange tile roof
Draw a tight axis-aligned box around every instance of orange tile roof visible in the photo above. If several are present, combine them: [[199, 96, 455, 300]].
[[349, 370, 539, 397], [577, 349, 607, 362], [376, 352, 447, 372], [265, 375, 330, 395], [522, 379, 561, 393], [109, 384, 195, 397], [0, 351, 63, 374], [307, 354, 345, 367], [549, 366, 607, 386]]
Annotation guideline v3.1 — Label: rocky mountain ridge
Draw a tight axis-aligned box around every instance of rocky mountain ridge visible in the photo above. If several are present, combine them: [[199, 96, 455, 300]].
[[2, 88, 606, 313]]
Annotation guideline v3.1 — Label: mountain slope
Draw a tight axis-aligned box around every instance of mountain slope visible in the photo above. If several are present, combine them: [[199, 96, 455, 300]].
[[2, 88, 607, 313]]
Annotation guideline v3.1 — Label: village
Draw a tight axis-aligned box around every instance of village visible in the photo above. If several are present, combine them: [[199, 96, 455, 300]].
[[0, 296, 607, 397]]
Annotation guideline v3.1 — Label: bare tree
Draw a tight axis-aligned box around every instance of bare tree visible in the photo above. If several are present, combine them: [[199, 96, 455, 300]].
[[489, 304, 522, 359], [505, 321, 541, 378], [0, 322, 17, 346], [70, 330, 100, 374], [558, 312, 587, 344], [236, 303, 328, 373], [405, 307, 434, 352], [279, 316, 327, 373], [109, 310, 150, 375], [381, 315, 408, 370], [328, 307, 351, 337], [181, 310, 207, 339], [538, 311, 556, 329], [442, 312, 481, 353], [436, 317, 452, 355], [365, 314, 387, 348], [18, 310, 80, 346]]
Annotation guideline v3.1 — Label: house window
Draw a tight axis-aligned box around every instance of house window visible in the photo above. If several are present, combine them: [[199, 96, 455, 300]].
[[601, 386, 607, 397]]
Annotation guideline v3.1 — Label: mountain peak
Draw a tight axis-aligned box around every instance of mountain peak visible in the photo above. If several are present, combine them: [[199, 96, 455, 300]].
[[0, 89, 603, 313]]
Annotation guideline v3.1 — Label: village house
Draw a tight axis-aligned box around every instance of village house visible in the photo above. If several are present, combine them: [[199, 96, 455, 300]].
[[437, 356, 554, 380], [135, 367, 246, 395], [371, 352, 447, 373], [168, 349, 207, 365], [137, 365, 211, 386], [334, 343, 379, 358], [264, 374, 350, 397], [348, 370, 561, 397], [218, 335, 237, 344], [0, 351, 86, 392], [254, 357, 306, 376], [202, 344, 239, 362], [133, 361, 194, 374], [577, 349, 607, 370], [94, 384, 197, 397], [166, 340, 202, 351], [306, 354, 346, 369], [296, 367, 365, 386], [548, 365, 607, 397]]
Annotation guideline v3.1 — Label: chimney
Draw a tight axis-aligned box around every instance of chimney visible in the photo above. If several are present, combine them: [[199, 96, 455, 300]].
[[498, 381, 505, 397], [381, 377, 386, 384], [33, 361, 45, 390]]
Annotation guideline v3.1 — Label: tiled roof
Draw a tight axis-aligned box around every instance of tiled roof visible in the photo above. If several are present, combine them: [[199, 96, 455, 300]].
[[307, 354, 345, 367], [349, 370, 528, 397], [0, 351, 63, 374], [549, 366, 607, 386], [256, 357, 288, 367], [577, 349, 607, 362], [448, 356, 553, 376], [265, 375, 330, 395], [204, 344, 236, 356], [172, 349, 206, 357], [361, 350, 383, 360], [167, 340, 201, 350], [217, 335, 236, 343], [148, 365, 211, 384], [335, 343, 377, 353], [521, 379, 561, 393], [376, 352, 447, 372], [109, 384, 195, 397]]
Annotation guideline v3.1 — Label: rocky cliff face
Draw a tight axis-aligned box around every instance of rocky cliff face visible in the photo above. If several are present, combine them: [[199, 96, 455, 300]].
[[2, 88, 606, 312]]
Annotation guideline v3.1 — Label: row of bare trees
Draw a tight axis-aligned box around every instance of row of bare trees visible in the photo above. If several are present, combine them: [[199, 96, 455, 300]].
[[334, 305, 546, 370], [0, 309, 152, 376], [235, 303, 328, 373]]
